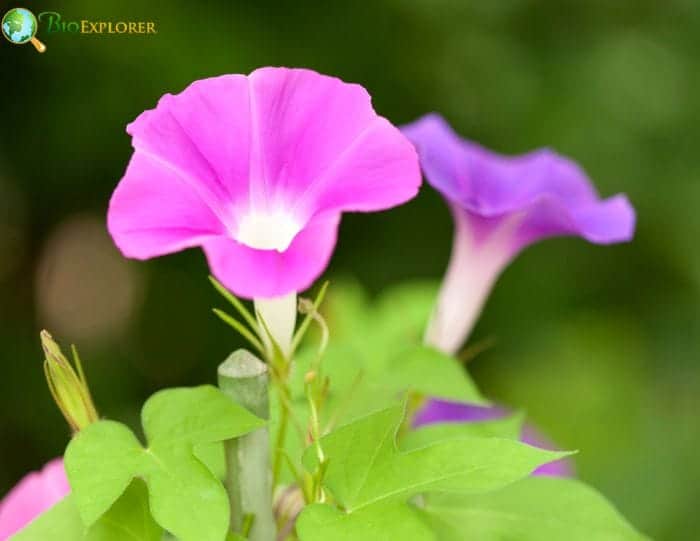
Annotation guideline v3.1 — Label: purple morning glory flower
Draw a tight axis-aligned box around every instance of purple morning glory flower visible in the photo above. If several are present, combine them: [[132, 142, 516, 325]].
[[414, 399, 573, 477], [402, 113, 635, 354]]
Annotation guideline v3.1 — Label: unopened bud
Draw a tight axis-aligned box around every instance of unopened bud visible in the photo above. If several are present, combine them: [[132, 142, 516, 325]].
[[41, 330, 99, 433], [304, 370, 317, 384], [297, 298, 315, 314]]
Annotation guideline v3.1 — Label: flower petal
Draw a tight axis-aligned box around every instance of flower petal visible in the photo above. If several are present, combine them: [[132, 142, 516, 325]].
[[402, 113, 600, 216], [413, 399, 503, 426], [203, 212, 341, 298], [402, 114, 635, 249], [513, 193, 636, 250], [0, 459, 69, 539], [127, 74, 251, 212], [310, 117, 421, 213], [245, 67, 420, 216], [108, 152, 225, 259]]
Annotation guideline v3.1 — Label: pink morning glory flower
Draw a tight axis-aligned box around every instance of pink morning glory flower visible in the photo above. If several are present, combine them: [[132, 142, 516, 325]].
[[402, 113, 635, 354], [107, 67, 420, 300], [0, 459, 69, 539], [413, 400, 573, 477], [108, 67, 420, 354]]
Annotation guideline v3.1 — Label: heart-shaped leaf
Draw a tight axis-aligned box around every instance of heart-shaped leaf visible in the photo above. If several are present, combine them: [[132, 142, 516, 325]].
[[297, 404, 569, 540], [65, 385, 264, 541], [418, 477, 649, 540]]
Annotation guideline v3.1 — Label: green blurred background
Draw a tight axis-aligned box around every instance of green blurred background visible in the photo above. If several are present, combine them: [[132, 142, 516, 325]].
[[1, 1, 698, 538]]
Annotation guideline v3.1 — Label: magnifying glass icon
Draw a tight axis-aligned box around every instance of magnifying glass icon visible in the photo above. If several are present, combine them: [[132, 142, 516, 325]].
[[2, 8, 47, 53]]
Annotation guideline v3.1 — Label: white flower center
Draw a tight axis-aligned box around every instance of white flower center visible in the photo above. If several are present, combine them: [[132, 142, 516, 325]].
[[235, 209, 302, 252]]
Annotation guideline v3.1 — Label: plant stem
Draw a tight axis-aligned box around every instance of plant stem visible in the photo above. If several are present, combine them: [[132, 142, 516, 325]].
[[271, 385, 290, 487], [218, 350, 276, 541]]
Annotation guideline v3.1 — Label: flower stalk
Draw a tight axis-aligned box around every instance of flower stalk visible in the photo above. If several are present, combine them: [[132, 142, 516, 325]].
[[218, 349, 276, 541]]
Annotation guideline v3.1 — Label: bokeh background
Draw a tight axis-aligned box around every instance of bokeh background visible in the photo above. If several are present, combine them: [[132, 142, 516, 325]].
[[1, 1, 698, 538]]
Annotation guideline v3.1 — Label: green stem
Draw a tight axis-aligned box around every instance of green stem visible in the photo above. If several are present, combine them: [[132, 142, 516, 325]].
[[272, 386, 289, 487], [218, 350, 276, 541]]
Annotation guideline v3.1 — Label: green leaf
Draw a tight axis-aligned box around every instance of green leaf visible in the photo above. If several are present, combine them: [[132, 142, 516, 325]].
[[194, 441, 227, 480], [278, 344, 487, 485], [317, 280, 439, 373], [84, 480, 162, 541], [298, 501, 435, 541], [401, 413, 524, 451], [387, 346, 486, 404], [288, 284, 485, 421], [142, 386, 261, 447], [287, 344, 486, 432], [297, 404, 570, 541], [65, 385, 264, 541], [418, 477, 649, 540], [279, 282, 486, 485], [141, 449, 229, 541], [371, 281, 440, 352], [65, 421, 143, 525], [320, 278, 370, 342], [12, 481, 162, 541], [305, 404, 565, 509]]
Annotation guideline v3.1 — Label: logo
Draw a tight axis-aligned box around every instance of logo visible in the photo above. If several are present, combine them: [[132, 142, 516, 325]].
[[38, 12, 157, 35], [2, 8, 158, 53], [2, 7, 46, 52]]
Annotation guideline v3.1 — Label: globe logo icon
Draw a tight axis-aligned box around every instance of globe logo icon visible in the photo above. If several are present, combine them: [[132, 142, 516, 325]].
[[2, 7, 46, 52]]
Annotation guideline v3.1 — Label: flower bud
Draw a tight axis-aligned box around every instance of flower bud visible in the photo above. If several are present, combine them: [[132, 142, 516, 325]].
[[40, 330, 99, 433]]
